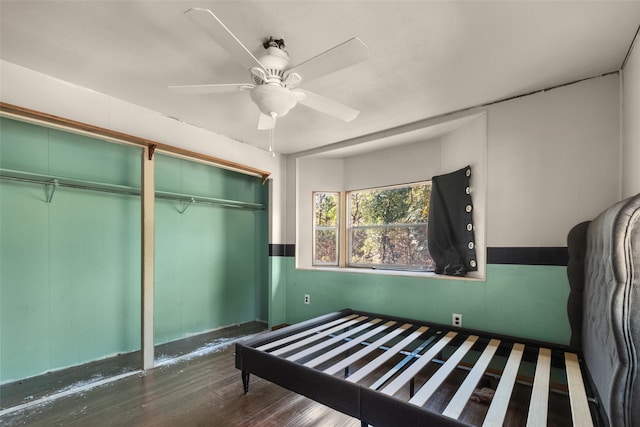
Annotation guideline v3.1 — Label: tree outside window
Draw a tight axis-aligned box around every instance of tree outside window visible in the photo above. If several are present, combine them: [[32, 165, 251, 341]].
[[313, 192, 339, 265], [348, 182, 434, 271]]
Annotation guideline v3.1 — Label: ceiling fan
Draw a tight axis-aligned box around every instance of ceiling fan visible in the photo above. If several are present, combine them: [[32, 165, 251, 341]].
[[170, 8, 369, 134]]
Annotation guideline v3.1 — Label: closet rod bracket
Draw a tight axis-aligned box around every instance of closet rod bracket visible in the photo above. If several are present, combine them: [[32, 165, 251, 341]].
[[178, 197, 196, 214], [46, 179, 59, 203]]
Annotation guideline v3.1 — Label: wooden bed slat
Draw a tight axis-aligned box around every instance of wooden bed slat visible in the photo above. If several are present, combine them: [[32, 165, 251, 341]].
[[483, 343, 525, 427], [565, 352, 594, 427], [238, 308, 603, 427], [442, 338, 501, 419], [270, 316, 368, 356], [256, 314, 359, 351], [380, 331, 457, 397], [346, 326, 430, 383], [409, 335, 479, 406], [286, 318, 384, 362], [303, 320, 396, 368], [323, 323, 413, 376], [369, 334, 439, 391], [525, 347, 552, 427]]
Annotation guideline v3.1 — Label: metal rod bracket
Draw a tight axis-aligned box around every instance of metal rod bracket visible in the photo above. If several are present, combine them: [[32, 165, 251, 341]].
[[46, 179, 59, 203], [178, 197, 195, 214]]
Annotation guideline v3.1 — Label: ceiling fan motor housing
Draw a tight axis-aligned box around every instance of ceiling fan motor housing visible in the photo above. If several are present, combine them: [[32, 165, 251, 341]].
[[257, 46, 290, 82]]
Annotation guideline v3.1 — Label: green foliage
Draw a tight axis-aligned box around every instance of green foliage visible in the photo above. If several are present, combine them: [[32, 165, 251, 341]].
[[314, 193, 339, 264], [315, 192, 338, 226], [349, 183, 434, 269], [350, 184, 431, 226]]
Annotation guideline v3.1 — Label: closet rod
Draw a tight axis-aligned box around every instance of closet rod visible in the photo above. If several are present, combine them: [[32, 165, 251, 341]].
[[0, 169, 264, 211]]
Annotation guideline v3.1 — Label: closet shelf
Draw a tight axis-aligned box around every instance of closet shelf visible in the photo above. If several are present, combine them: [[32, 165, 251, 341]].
[[0, 168, 265, 211]]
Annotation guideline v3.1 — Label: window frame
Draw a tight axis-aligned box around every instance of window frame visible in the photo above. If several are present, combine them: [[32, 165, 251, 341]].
[[311, 181, 436, 272]]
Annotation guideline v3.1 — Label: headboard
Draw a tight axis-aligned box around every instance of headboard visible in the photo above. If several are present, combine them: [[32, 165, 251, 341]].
[[581, 193, 640, 427]]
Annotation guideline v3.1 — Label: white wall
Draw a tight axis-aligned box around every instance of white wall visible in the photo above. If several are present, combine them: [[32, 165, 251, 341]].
[[486, 74, 621, 246], [622, 35, 640, 198], [441, 116, 487, 276], [295, 113, 488, 277], [0, 60, 286, 243], [289, 73, 621, 269], [342, 138, 442, 190], [295, 157, 344, 267]]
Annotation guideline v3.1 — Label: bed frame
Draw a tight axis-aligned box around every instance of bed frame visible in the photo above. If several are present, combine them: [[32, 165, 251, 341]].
[[236, 193, 640, 426]]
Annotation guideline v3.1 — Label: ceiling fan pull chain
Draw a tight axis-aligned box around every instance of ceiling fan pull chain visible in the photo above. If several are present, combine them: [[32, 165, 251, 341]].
[[269, 112, 277, 157]]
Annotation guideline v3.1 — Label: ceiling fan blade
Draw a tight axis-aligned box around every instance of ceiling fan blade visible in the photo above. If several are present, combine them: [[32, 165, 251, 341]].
[[184, 8, 265, 70], [295, 89, 360, 122], [169, 83, 253, 94], [257, 112, 276, 130], [287, 37, 368, 84]]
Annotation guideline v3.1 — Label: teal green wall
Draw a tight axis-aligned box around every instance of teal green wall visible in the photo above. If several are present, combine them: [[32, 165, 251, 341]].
[[279, 259, 571, 345], [154, 154, 269, 344], [0, 118, 268, 384]]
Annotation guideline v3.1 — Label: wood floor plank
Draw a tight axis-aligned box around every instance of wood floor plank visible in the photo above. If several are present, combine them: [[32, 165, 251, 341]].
[[0, 324, 581, 427]]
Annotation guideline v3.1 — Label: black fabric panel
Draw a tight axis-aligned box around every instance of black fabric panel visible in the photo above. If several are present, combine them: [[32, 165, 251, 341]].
[[427, 165, 478, 276], [269, 244, 295, 257], [487, 247, 569, 266]]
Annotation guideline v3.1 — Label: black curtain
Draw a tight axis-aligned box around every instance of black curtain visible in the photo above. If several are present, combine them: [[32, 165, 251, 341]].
[[427, 166, 478, 276]]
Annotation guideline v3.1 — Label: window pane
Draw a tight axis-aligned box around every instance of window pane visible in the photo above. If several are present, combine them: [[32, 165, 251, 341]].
[[348, 181, 434, 271], [350, 225, 434, 269], [314, 229, 337, 264], [349, 183, 431, 226], [313, 191, 339, 266], [315, 193, 338, 226]]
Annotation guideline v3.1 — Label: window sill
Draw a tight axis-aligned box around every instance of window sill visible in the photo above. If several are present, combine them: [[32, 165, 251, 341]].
[[298, 265, 485, 281]]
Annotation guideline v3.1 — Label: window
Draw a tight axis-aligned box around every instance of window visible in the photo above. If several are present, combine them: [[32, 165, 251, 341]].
[[348, 182, 435, 271], [313, 192, 339, 265]]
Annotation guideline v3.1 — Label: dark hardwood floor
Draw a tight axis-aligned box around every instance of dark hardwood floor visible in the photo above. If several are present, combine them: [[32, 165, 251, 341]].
[[0, 323, 359, 427], [1, 323, 572, 427]]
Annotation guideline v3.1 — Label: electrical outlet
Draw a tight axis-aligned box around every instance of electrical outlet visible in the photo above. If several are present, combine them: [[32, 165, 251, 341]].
[[452, 313, 462, 327], [304, 294, 310, 305]]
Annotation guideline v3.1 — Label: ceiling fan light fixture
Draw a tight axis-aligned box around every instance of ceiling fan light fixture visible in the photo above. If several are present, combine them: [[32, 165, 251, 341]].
[[250, 84, 298, 118]]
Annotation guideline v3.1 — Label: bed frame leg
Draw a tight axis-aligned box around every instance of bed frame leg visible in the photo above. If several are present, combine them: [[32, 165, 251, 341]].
[[241, 371, 250, 394]]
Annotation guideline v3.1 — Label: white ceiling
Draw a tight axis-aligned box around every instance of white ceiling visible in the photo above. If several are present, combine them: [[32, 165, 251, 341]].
[[1, 1, 639, 155]]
